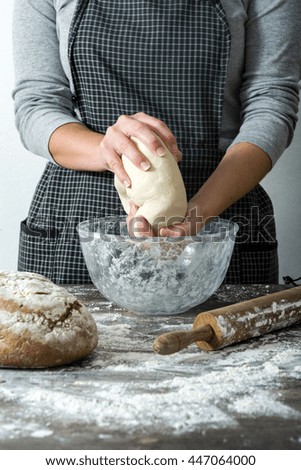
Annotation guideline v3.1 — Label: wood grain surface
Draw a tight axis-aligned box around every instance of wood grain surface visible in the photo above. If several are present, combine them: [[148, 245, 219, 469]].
[[0, 284, 300, 451]]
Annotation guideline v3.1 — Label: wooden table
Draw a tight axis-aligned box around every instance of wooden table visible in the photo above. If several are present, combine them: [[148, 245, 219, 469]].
[[0, 284, 301, 450]]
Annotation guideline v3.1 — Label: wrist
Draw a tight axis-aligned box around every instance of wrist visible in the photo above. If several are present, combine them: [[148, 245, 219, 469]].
[[188, 192, 216, 226]]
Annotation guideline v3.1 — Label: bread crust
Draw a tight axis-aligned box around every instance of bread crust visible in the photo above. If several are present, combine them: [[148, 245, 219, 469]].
[[0, 271, 98, 368]]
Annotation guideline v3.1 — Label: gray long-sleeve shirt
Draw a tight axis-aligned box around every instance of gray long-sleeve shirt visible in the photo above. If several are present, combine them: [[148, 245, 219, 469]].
[[12, 0, 301, 166]]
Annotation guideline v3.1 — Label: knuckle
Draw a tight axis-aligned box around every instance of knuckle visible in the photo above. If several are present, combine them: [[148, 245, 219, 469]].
[[165, 134, 176, 145], [119, 140, 132, 154], [133, 111, 146, 119], [152, 118, 168, 130], [134, 122, 148, 134], [117, 114, 128, 125], [105, 125, 115, 138], [148, 136, 161, 149], [109, 158, 121, 172]]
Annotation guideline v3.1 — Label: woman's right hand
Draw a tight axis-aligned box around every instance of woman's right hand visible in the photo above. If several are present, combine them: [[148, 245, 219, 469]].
[[99, 112, 182, 187], [49, 113, 181, 178]]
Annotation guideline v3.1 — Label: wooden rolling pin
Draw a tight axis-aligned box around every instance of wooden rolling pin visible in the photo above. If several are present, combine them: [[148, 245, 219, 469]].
[[153, 285, 301, 354]]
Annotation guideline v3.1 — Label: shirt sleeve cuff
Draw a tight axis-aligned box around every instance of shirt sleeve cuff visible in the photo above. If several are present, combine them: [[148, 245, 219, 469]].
[[20, 112, 82, 164], [228, 119, 292, 168]]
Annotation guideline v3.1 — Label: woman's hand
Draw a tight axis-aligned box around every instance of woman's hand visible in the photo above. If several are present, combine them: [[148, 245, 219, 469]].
[[126, 198, 207, 238], [100, 112, 182, 187], [160, 142, 272, 237], [126, 202, 156, 237], [124, 141, 272, 238], [159, 198, 208, 237], [49, 113, 182, 178]]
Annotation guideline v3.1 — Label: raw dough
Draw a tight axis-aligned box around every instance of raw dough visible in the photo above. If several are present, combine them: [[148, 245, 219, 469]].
[[0, 271, 98, 368], [114, 136, 187, 232]]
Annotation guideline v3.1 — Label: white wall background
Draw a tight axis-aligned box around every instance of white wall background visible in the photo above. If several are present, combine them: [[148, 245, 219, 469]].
[[1, 3, 300, 282]]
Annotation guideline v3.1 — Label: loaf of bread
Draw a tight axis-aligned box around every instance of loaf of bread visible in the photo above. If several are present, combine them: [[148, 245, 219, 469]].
[[0, 271, 98, 368]]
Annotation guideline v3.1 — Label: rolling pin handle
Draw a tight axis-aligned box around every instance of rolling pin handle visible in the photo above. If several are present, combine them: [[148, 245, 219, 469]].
[[153, 325, 214, 355]]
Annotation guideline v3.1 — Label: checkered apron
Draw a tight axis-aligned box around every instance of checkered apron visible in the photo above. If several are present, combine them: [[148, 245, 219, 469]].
[[18, 0, 278, 284]]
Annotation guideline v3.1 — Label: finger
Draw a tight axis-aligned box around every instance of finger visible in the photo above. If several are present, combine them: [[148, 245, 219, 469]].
[[115, 115, 165, 158], [127, 206, 155, 237], [160, 223, 191, 237], [127, 201, 139, 220], [132, 217, 155, 237], [105, 127, 151, 172], [100, 143, 131, 187], [132, 112, 182, 161], [126, 202, 140, 236]]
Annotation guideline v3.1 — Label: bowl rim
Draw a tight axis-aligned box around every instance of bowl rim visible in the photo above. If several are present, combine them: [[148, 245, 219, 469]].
[[77, 216, 239, 244]]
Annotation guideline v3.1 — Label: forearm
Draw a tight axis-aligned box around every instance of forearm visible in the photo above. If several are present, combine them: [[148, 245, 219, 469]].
[[49, 114, 182, 184], [193, 142, 272, 221], [49, 123, 106, 171], [160, 142, 272, 236]]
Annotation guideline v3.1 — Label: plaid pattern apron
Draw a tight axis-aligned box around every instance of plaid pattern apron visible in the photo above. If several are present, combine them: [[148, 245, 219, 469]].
[[18, 0, 278, 284]]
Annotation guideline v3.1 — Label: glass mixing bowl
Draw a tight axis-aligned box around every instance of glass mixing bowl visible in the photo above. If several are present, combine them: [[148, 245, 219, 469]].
[[77, 216, 238, 315]]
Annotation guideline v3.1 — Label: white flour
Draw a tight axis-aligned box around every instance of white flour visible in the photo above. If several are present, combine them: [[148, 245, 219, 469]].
[[0, 286, 301, 445]]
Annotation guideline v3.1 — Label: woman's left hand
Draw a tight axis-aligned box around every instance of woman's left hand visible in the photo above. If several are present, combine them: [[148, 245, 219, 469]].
[[159, 197, 208, 237], [126, 197, 208, 237], [126, 142, 273, 238]]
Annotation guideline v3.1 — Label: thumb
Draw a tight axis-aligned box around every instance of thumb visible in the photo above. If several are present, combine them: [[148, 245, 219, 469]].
[[128, 200, 139, 217]]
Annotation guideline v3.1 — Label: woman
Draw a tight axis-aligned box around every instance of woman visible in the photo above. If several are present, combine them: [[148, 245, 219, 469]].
[[13, 0, 301, 284]]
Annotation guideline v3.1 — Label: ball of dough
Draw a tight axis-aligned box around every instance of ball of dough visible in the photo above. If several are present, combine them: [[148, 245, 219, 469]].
[[0, 271, 98, 368], [114, 136, 187, 232]]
